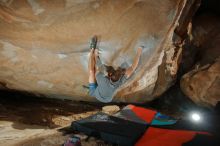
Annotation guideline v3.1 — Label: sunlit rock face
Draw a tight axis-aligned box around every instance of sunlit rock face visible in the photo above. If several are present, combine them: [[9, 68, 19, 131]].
[[181, 14, 220, 107], [0, 0, 199, 102]]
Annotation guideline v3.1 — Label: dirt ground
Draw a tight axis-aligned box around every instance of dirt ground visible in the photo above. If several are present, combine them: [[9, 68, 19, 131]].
[[0, 90, 115, 146], [0, 90, 104, 127], [0, 89, 219, 146]]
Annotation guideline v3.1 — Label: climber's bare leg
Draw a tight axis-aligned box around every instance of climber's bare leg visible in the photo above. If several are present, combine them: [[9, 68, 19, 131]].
[[94, 49, 99, 72], [89, 48, 96, 83]]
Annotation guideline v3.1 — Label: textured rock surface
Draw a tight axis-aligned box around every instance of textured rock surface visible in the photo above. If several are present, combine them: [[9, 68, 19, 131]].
[[102, 105, 120, 114], [181, 58, 220, 107], [0, 0, 199, 102], [0, 121, 57, 146], [181, 14, 220, 106]]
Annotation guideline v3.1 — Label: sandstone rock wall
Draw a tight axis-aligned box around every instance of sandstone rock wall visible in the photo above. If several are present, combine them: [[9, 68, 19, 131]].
[[180, 14, 220, 107], [0, 0, 199, 102]]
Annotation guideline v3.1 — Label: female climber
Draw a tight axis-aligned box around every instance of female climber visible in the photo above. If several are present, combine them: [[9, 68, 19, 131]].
[[88, 36, 142, 103]]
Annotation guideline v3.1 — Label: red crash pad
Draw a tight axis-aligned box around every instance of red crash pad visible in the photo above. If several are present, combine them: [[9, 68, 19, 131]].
[[128, 105, 157, 123], [135, 127, 209, 146]]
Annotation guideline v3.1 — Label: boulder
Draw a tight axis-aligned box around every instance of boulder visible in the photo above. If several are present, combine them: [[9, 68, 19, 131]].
[[0, 0, 200, 102], [180, 14, 220, 107], [181, 58, 220, 107], [102, 105, 120, 114]]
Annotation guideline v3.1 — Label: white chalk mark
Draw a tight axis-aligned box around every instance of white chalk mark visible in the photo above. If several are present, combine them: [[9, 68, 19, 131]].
[[57, 53, 67, 59], [37, 80, 53, 89], [93, 2, 100, 9], [79, 53, 89, 71], [31, 55, 37, 59], [0, 41, 19, 62], [135, 35, 159, 53], [99, 40, 122, 66], [27, 0, 45, 15]]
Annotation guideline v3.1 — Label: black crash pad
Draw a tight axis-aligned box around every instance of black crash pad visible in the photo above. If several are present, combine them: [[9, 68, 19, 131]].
[[71, 112, 148, 146]]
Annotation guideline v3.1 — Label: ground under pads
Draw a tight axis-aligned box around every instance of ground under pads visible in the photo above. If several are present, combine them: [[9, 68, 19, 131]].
[[71, 105, 217, 146]]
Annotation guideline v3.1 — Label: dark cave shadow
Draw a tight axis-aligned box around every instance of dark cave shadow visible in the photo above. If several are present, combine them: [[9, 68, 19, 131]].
[[0, 90, 101, 130]]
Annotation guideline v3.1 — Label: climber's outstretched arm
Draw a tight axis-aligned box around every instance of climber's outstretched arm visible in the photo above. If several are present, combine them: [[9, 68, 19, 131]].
[[125, 47, 142, 78]]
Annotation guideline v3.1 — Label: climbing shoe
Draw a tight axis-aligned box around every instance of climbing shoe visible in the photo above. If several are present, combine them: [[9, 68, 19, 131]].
[[90, 35, 97, 49]]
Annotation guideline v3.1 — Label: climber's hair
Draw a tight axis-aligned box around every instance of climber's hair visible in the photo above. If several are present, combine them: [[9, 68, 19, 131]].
[[106, 66, 126, 82]]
